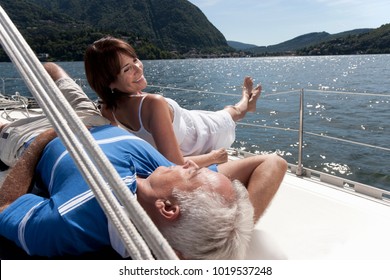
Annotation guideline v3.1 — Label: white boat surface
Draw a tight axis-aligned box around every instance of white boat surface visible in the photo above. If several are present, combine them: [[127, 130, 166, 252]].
[[238, 152, 390, 260], [1, 104, 390, 260]]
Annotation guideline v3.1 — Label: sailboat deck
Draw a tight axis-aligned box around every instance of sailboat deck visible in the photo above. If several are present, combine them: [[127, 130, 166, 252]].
[[246, 169, 390, 260], [1, 108, 390, 260]]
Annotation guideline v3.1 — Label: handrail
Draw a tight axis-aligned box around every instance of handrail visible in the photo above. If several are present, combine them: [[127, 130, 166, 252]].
[[2, 79, 389, 207], [228, 149, 390, 205], [146, 84, 390, 151], [3, 77, 390, 97], [1, 77, 389, 190], [296, 89, 304, 176], [2, 77, 389, 153], [147, 84, 390, 191]]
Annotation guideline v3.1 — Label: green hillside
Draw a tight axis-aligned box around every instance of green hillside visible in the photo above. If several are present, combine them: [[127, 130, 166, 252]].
[[244, 26, 389, 56], [1, 0, 389, 61], [0, 0, 231, 61], [27, 0, 228, 51], [248, 29, 374, 55], [296, 24, 390, 55]]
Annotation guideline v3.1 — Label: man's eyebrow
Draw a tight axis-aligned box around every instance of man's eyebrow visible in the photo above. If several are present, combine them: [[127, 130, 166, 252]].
[[191, 168, 205, 178], [188, 167, 203, 178]]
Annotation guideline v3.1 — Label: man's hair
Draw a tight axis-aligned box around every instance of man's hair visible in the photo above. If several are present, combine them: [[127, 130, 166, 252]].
[[161, 180, 254, 260], [84, 36, 138, 109]]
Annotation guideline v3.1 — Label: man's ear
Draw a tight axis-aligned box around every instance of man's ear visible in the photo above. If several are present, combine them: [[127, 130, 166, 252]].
[[155, 199, 180, 221]]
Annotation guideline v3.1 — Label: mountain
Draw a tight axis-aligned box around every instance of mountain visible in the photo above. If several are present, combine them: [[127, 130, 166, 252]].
[[296, 24, 390, 55], [27, 0, 229, 52], [249, 32, 332, 54], [1, 0, 389, 61], [0, 0, 95, 60], [0, 0, 231, 61], [246, 29, 373, 55], [227, 41, 258, 50]]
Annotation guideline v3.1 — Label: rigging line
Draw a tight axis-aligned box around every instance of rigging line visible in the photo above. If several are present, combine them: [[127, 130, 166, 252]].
[[237, 121, 390, 152], [147, 84, 300, 97], [0, 5, 177, 260], [147, 85, 240, 97], [308, 89, 390, 97], [0, 13, 148, 259], [262, 90, 301, 97], [237, 121, 298, 132], [5, 77, 389, 99], [148, 84, 390, 98], [303, 131, 390, 152]]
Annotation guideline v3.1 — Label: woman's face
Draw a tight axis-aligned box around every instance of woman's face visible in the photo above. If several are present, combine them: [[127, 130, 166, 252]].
[[109, 53, 147, 94]]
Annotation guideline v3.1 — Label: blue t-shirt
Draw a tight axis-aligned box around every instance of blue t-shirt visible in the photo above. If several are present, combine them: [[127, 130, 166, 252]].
[[0, 125, 180, 257]]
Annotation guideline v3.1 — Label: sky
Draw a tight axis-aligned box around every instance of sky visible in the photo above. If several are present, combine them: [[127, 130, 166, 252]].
[[188, 0, 390, 46]]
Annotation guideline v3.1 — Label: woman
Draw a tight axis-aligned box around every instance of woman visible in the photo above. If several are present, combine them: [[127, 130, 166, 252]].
[[84, 36, 261, 167]]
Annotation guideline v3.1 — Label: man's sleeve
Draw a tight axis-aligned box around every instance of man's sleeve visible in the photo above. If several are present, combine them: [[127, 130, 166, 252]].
[[0, 194, 46, 253]]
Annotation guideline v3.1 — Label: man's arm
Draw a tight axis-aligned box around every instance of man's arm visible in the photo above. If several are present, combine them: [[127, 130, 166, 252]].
[[217, 154, 287, 222], [0, 129, 57, 212]]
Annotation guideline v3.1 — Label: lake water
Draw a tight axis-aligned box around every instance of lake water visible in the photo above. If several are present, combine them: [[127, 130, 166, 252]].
[[1, 54, 389, 191]]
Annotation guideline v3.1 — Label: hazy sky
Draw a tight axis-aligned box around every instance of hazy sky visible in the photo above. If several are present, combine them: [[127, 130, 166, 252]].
[[188, 0, 390, 46]]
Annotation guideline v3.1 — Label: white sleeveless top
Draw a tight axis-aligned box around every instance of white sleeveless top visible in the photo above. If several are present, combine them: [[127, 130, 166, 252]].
[[115, 96, 236, 156]]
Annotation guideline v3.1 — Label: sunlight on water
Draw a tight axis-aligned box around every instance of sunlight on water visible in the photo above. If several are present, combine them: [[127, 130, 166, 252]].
[[322, 162, 352, 176]]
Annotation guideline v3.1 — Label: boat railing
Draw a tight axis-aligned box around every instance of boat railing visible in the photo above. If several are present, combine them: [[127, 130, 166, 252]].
[[1, 77, 87, 94], [294, 89, 390, 205], [1, 77, 390, 204], [231, 147, 390, 205], [145, 84, 390, 204]]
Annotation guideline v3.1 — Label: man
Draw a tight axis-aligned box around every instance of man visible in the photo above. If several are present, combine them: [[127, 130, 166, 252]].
[[0, 124, 258, 259], [0, 63, 287, 259], [0, 62, 109, 168]]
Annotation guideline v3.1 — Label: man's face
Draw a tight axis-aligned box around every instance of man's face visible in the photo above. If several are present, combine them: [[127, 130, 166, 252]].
[[147, 161, 235, 202]]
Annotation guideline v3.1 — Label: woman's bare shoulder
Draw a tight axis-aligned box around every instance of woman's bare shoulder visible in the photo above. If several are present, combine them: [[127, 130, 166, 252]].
[[142, 93, 168, 107]]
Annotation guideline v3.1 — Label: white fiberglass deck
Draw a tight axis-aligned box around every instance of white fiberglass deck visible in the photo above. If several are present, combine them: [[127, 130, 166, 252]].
[[246, 170, 390, 260]]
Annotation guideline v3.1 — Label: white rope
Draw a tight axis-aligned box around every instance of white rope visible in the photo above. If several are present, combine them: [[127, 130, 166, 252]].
[[0, 93, 27, 108], [0, 10, 147, 260], [0, 92, 32, 121], [0, 5, 177, 260]]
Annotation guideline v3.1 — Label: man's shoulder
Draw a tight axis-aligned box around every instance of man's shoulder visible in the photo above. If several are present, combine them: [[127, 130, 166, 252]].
[[90, 125, 124, 135], [90, 125, 143, 143]]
